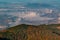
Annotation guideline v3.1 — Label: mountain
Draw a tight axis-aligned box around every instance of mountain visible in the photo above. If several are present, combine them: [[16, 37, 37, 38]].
[[0, 24, 60, 40]]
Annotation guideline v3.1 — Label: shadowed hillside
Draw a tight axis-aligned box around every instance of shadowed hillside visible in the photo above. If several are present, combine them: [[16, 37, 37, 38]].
[[0, 24, 60, 40]]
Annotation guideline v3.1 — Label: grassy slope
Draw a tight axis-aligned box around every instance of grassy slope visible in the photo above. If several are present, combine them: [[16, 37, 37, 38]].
[[0, 24, 60, 40]]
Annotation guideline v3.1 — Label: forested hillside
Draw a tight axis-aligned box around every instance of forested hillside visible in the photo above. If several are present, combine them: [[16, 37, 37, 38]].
[[0, 24, 60, 40]]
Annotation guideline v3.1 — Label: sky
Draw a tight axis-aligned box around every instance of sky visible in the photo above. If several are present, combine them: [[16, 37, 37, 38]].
[[0, 0, 60, 28], [0, 0, 60, 3], [0, 0, 60, 6]]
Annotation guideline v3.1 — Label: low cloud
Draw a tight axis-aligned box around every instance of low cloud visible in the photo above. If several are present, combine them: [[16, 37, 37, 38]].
[[19, 11, 54, 21], [9, 11, 54, 25]]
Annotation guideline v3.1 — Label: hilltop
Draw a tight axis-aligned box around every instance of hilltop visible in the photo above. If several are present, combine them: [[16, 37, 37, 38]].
[[0, 24, 60, 40]]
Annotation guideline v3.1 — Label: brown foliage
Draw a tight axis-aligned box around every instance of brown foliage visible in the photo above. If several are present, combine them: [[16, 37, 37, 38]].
[[0, 24, 60, 40]]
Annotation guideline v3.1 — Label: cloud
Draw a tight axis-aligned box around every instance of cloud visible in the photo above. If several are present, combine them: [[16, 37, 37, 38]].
[[7, 11, 55, 25], [0, 25, 7, 28], [1, 4, 56, 25], [57, 17, 60, 23], [0, 3, 59, 28], [20, 12, 38, 18], [0, 9, 9, 11], [20, 11, 54, 21], [9, 11, 54, 21], [41, 8, 53, 14]]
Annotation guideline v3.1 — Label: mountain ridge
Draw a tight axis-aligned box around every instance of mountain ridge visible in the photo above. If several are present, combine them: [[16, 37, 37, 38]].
[[0, 24, 60, 40]]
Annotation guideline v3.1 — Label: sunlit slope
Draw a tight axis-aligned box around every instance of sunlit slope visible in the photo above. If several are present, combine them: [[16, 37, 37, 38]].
[[0, 24, 60, 40]]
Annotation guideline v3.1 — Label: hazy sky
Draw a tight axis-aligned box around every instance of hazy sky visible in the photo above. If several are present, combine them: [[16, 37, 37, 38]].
[[0, 0, 60, 27], [0, 0, 60, 3]]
